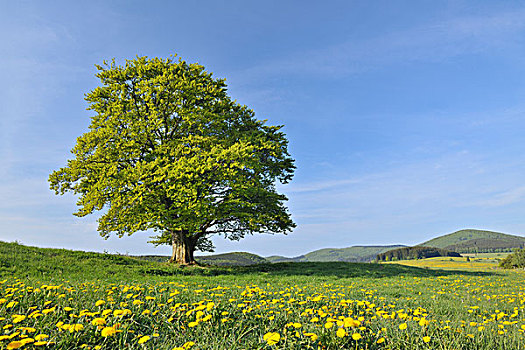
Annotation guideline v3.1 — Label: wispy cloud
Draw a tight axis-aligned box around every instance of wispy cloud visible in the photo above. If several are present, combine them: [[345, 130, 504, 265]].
[[233, 8, 525, 82], [469, 186, 525, 208]]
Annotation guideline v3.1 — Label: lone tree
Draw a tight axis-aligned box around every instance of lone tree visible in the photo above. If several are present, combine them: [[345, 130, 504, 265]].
[[49, 55, 295, 264]]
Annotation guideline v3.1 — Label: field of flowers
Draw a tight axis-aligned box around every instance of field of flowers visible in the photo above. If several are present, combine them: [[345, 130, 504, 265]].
[[384, 256, 500, 270], [1, 266, 525, 350]]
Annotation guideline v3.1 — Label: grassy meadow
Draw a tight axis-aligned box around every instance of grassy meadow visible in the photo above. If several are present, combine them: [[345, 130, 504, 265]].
[[1, 242, 525, 349], [383, 255, 505, 271]]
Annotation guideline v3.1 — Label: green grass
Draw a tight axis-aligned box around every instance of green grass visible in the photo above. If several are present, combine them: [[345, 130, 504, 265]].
[[2, 241, 525, 349]]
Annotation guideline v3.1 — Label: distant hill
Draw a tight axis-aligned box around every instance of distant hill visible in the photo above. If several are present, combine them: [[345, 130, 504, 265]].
[[376, 246, 461, 261], [265, 255, 306, 263], [137, 252, 268, 266], [421, 229, 525, 253], [267, 245, 406, 263]]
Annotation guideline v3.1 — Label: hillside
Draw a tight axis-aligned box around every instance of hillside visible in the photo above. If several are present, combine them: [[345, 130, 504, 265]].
[[267, 245, 406, 263], [421, 229, 525, 253], [0, 240, 453, 282]]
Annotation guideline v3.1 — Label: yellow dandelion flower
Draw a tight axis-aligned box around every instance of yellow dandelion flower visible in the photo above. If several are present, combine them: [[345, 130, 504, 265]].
[[34, 341, 51, 346], [377, 337, 385, 344], [92, 318, 106, 326], [183, 341, 195, 349], [336, 328, 346, 338], [101, 326, 119, 337], [138, 335, 150, 344], [303, 332, 318, 341], [419, 318, 429, 327], [263, 332, 280, 346], [12, 315, 26, 324], [70, 324, 84, 332], [6, 341, 23, 349], [399, 323, 408, 330], [423, 336, 431, 343], [352, 333, 362, 341]]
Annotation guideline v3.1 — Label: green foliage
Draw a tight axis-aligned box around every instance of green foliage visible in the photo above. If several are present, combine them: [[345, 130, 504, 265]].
[[48, 55, 295, 262], [499, 249, 525, 269], [421, 229, 525, 253]]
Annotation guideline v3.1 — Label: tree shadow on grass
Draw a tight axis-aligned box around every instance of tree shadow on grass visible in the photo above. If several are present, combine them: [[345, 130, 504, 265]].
[[143, 261, 497, 279]]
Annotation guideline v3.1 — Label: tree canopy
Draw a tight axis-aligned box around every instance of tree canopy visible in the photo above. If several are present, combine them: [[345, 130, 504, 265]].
[[49, 55, 295, 264]]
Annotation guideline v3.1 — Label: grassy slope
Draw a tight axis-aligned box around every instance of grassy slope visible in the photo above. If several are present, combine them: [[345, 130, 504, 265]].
[[0, 241, 478, 283], [267, 245, 406, 263], [421, 229, 525, 251]]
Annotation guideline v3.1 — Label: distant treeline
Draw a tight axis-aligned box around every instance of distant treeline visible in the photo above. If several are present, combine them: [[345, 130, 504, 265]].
[[376, 246, 461, 261]]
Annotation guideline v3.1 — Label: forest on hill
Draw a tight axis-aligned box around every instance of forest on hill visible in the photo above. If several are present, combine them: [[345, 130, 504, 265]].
[[376, 246, 461, 261], [421, 229, 525, 253]]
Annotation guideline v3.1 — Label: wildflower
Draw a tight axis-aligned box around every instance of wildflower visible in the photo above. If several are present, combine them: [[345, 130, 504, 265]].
[[6, 341, 23, 349], [419, 318, 430, 327], [399, 323, 408, 330], [183, 341, 195, 349], [352, 333, 362, 340], [92, 318, 106, 326], [263, 332, 280, 346], [377, 337, 385, 344], [138, 335, 150, 344], [423, 336, 431, 343], [12, 315, 26, 323], [34, 341, 52, 346], [101, 326, 119, 337], [303, 332, 318, 341], [336, 328, 346, 338]]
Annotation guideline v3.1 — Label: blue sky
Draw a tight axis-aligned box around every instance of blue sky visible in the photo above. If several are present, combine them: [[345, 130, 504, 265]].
[[2, 1, 525, 257]]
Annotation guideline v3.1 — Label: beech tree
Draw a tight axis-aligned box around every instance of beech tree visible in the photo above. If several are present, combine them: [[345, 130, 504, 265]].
[[49, 55, 295, 264]]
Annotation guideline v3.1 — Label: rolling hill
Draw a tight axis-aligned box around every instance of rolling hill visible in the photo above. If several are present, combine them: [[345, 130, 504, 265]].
[[420, 229, 525, 253], [267, 245, 406, 263]]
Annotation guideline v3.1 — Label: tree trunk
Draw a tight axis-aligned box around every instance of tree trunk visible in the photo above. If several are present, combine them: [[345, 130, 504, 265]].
[[169, 230, 196, 265]]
